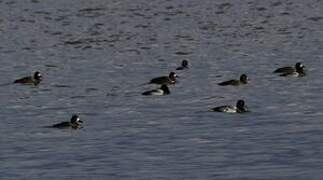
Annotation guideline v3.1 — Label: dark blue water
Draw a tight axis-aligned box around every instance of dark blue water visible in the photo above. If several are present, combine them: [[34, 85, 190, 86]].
[[1, 0, 323, 179]]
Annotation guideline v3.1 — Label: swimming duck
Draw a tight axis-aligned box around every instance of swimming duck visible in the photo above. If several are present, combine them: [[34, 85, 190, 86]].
[[50, 114, 83, 129], [148, 72, 178, 85], [14, 71, 42, 85], [273, 62, 305, 77], [176, 60, 189, 70], [218, 74, 248, 86], [211, 100, 248, 113], [142, 84, 170, 96]]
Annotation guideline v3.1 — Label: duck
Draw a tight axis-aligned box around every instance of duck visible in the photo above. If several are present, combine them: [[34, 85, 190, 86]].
[[148, 72, 178, 85], [14, 71, 42, 85], [218, 74, 248, 86], [142, 84, 170, 96], [273, 62, 305, 77], [210, 100, 248, 113], [49, 114, 83, 129], [176, 60, 189, 70]]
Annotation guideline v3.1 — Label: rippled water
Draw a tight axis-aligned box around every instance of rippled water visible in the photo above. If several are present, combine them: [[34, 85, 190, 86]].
[[1, 0, 323, 179]]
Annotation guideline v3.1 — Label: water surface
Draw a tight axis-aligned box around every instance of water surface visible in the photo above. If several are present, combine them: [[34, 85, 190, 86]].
[[1, 0, 323, 179]]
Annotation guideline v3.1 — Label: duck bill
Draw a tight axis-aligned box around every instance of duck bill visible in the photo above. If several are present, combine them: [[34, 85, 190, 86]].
[[243, 106, 249, 112]]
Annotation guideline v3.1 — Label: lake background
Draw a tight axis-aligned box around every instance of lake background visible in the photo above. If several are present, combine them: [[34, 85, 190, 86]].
[[1, 0, 323, 179]]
